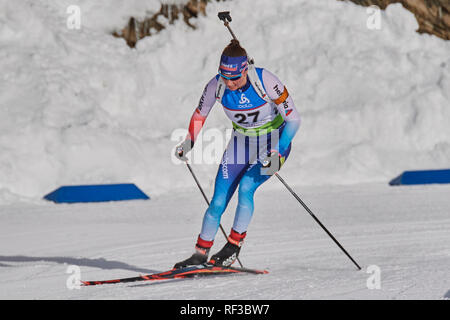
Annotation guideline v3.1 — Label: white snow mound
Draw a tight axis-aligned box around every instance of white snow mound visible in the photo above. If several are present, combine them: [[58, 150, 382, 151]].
[[0, 0, 449, 203]]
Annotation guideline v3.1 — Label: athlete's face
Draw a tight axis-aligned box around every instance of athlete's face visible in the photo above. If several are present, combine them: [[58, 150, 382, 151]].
[[222, 69, 248, 91]]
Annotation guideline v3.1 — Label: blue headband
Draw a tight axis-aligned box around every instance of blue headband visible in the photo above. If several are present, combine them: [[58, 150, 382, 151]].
[[219, 55, 248, 79]]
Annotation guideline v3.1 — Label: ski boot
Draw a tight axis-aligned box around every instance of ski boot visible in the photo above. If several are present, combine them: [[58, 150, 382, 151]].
[[173, 236, 213, 269], [209, 229, 246, 267]]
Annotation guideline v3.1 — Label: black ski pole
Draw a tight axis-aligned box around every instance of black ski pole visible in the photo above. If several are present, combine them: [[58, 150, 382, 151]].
[[185, 161, 244, 268], [274, 173, 362, 271], [218, 11, 237, 41], [218, 11, 255, 65]]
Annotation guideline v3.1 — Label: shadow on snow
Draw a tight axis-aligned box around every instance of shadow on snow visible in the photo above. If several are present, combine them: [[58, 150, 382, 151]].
[[0, 255, 158, 274]]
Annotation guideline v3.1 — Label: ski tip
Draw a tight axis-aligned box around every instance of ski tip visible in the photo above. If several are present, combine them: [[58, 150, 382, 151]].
[[251, 269, 269, 275], [228, 266, 269, 275]]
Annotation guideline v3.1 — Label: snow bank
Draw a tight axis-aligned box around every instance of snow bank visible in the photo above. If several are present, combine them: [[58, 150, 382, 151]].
[[0, 0, 449, 203]]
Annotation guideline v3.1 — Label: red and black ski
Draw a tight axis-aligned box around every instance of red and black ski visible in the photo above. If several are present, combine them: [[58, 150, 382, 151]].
[[81, 264, 268, 286]]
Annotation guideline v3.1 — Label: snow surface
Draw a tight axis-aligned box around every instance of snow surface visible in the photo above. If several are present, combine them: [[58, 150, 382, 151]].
[[1, 0, 449, 202], [0, 0, 449, 300], [1, 183, 450, 299]]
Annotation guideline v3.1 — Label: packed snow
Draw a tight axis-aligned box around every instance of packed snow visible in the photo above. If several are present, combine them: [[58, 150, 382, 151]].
[[1, 183, 450, 299], [0, 0, 449, 300]]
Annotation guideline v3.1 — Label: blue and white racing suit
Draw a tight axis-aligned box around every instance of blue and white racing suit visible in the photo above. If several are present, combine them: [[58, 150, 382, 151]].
[[185, 68, 301, 243]]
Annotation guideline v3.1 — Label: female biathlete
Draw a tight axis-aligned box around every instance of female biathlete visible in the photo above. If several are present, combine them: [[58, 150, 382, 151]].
[[174, 40, 301, 268]]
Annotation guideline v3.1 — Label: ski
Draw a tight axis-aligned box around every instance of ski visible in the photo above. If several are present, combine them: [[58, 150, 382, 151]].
[[81, 264, 268, 286]]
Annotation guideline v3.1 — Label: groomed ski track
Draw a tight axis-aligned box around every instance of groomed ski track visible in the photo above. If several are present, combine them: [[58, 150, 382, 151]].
[[1, 183, 449, 300]]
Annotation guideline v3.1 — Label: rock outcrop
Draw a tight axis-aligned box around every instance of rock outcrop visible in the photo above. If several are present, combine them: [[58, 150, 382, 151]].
[[113, 0, 210, 48]]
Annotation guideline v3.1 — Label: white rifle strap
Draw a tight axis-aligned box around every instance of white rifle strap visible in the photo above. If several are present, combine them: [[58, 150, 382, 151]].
[[247, 63, 271, 104], [215, 77, 226, 102]]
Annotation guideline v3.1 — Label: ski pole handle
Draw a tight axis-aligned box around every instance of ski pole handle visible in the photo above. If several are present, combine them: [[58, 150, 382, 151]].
[[218, 11, 238, 41], [218, 11, 232, 23], [217, 11, 255, 65]]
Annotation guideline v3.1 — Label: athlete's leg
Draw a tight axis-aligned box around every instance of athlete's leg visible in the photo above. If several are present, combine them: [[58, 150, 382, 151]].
[[232, 162, 270, 234], [232, 143, 292, 234], [199, 134, 251, 242], [174, 134, 252, 268]]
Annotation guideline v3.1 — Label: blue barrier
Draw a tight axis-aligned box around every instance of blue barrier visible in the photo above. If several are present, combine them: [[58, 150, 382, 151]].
[[389, 169, 450, 186], [44, 183, 150, 203]]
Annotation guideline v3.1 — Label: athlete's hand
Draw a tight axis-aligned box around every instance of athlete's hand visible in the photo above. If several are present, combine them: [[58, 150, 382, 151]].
[[261, 150, 285, 175], [175, 139, 193, 161]]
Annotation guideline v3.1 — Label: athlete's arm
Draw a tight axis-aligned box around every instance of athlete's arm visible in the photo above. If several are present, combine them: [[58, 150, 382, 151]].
[[262, 69, 301, 155], [185, 76, 218, 145]]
